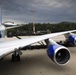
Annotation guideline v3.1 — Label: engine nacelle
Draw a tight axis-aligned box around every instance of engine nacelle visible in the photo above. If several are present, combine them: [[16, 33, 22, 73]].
[[69, 35, 76, 45], [47, 44, 70, 65]]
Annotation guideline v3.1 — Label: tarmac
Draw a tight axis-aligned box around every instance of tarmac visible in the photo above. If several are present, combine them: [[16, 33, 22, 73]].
[[0, 35, 76, 75]]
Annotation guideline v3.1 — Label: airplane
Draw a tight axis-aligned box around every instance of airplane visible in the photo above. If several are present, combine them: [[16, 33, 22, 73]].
[[0, 22, 23, 38], [0, 23, 76, 66], [2, 21, 17, 27]]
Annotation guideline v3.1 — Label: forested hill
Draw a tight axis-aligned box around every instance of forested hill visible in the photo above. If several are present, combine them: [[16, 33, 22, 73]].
[[7, 22, 76, 36]]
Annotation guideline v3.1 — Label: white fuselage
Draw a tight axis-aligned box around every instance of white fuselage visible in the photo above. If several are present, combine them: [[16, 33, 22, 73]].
[[0, 25, 6, 38]]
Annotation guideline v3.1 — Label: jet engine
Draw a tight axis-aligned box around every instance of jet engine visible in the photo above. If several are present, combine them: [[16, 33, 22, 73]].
[[69, 35, 76, 45], [47, 44, 70, 65]]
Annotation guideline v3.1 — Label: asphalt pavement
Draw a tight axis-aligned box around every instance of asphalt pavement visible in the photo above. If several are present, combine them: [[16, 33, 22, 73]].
[[0, 47, 76, 75]]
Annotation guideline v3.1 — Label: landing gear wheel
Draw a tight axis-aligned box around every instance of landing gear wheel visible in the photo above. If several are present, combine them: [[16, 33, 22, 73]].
[[17, 54, 20, 61], [12, 54, 20, 61]]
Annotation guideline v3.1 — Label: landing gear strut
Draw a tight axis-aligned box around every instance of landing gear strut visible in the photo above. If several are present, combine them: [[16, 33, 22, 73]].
[[12, 54, 20, 61], [12, 50, 22, 61]]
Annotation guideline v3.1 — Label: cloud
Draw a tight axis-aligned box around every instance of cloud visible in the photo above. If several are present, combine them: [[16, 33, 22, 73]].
[[0, 0, 76, 23]]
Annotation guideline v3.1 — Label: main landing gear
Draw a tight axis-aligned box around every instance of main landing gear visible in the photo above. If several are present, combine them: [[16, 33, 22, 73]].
[[12, 50, 22, 61], [12, 54, 20, 61]]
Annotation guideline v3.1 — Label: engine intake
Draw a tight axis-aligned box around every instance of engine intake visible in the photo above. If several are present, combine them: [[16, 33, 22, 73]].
[[47, 44, 70, 65]]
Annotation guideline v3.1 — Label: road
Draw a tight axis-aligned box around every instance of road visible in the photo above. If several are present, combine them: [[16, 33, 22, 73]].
[[0, 47, 76, 75]]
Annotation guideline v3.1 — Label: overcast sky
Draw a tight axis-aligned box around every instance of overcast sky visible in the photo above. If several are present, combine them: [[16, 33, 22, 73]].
[[0, 0, 76, 24]]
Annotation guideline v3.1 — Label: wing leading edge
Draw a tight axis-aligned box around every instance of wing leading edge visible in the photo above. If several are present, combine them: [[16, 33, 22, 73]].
[[0, 30, 76, 58]]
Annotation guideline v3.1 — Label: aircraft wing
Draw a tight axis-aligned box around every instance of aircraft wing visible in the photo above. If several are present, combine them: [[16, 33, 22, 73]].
[[6, 25, 24, 29], [0, 30, 76, 58]]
